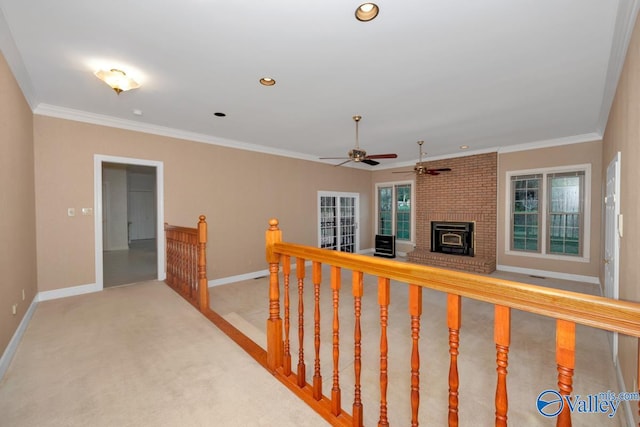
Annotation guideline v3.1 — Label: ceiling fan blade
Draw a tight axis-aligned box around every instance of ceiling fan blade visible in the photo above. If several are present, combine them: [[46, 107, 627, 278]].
[[428, 168, 452, 172], [362, 159, 380, 166], [366, 153, 398, 159], [335, 159, 353, 167], [320, 156, 350, 160], [392, 170, 414, 174]]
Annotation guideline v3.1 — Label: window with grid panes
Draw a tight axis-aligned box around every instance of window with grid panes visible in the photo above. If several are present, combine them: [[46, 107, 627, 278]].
[[511, 174, 541, 252], [376, 182, 412, 241], [508, 168, 587, 258], [547, 171, 584, 256]]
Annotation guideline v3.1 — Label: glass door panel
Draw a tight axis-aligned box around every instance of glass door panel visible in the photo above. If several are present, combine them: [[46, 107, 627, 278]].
[[318, 192, 359, 253]]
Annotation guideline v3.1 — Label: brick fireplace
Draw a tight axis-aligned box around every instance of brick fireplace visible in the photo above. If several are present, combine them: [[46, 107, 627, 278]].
[[407, 152, 497, 274]]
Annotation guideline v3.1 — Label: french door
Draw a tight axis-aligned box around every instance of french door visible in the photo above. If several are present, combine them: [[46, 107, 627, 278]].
[[318, 192, 359, 253]]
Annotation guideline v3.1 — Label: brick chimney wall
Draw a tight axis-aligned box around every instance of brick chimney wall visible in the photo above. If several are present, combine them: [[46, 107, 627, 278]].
[[407, 152, 497, 274]]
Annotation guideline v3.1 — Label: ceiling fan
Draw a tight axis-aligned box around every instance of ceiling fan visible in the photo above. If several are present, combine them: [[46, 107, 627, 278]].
[[320, 115, 398, 166], [393, 140, 452, 175]]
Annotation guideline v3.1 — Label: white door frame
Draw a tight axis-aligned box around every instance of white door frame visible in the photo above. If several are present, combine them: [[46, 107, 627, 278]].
[[604, 151, 621, 363], [94, 155, 165, 290]]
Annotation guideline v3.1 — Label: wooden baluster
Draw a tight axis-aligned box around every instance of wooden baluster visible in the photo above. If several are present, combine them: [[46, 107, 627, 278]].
[[297, 257, 307, 387], [556, 319, 575, 427], [409, 284, 422, 427], [494, 305, 511, 426], [190, 238, 196, 300], [265, 219, 283, 371], [352, 270, 364, 427], [181, 239, 186, 294], [447, 294, 461, 427], [331, 265, 342, 416], [378, 277, 390, 427], [313, 261, 323, 400], [197, 216, 208, 312], [282, 255, 292, 376], [178, 238, 183, 289]]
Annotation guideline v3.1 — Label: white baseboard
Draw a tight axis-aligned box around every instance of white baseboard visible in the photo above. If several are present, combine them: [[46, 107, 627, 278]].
[[37, 282, 101, 302], [208, 270, 270, 287], [496, 264, 600, 286], [0, 296, 38, 381]]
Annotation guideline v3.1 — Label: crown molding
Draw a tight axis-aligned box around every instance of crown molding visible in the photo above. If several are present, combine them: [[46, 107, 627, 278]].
[[33, 103, 321, 163], [496, 132, 602, 154]]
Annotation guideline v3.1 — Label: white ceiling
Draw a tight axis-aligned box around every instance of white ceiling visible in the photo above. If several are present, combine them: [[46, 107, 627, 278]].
[[0, 1, 638, 168]]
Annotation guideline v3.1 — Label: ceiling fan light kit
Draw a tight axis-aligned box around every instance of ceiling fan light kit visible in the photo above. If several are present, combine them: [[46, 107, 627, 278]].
[[319, 115, 398, 167], [393, 140, 452, 176]]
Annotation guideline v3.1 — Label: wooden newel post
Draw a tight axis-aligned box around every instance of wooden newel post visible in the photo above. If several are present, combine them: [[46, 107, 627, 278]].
[[197, 215, 209, 312], [266, 218, 283, 371]]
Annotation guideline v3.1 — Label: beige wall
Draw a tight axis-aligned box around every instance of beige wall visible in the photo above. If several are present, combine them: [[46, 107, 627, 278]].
[[602, 9, 640, 423], [497, 141, 603, 279], [33, 116, 373, 291], [0, 52, 37, 354]]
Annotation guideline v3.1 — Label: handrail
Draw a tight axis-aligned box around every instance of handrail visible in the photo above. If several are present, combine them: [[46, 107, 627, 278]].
[[264, 218, 640, 427], [272, 241, 640, 337], [164, 215, 209, 312]]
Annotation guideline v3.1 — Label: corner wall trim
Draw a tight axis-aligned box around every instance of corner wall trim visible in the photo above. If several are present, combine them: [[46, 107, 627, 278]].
[[0, 296, 38, 381], [615, 356, 634, 427], [37, 283, 101, 302], [496, 265, 600, 286]]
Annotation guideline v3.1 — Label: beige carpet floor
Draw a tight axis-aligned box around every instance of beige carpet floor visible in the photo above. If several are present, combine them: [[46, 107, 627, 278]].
[[0, 281, 328, 427], [211, 266, 624, 427]]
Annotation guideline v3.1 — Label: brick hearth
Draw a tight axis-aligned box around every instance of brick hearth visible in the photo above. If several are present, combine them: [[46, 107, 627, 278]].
[[407, 152, 497, 274]]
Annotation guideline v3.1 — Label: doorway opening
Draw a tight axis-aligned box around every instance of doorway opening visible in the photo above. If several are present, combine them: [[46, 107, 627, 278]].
[[94, 155, 165, 290]]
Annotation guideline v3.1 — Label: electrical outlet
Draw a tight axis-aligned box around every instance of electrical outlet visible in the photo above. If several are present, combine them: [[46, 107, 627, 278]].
[[12, 304, 17, 315], [67, 208, 75, 217]]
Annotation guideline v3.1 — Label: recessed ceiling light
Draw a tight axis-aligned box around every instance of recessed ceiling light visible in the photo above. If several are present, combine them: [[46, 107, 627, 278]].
[[460, 145, 469, 150], [355, 3, 379, 22], [214, 112, 226, 117], [133, 109, 143, 116], [259, 77, 276, 86]]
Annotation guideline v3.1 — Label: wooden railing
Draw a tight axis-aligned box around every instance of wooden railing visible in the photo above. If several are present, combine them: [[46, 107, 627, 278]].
[[164, 215, 209, 312], [265, 218, 640, 426]]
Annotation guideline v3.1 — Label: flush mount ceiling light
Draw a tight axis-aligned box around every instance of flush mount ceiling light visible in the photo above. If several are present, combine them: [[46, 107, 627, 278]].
[[94, 68, 141, 94], [259, 77, 276, 86], [355, 3, 379, 22]]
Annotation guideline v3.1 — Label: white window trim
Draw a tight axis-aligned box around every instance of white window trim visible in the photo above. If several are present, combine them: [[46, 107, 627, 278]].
[[374, 180, 415, 244], [504, 164, 591, 263]]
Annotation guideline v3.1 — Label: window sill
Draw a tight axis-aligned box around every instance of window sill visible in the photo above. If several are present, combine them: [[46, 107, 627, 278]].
[[504, 250, 590, 263]]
